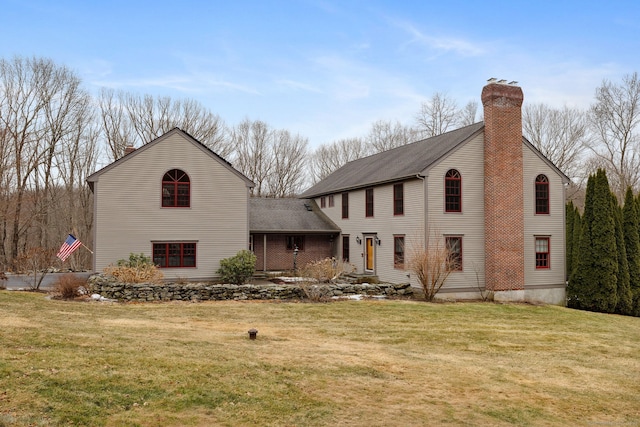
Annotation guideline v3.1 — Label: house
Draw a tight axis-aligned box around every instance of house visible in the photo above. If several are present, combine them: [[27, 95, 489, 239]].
[[87, 128, 254, 281], [87, 81, 568, 305], [300, 81, 569, 304]]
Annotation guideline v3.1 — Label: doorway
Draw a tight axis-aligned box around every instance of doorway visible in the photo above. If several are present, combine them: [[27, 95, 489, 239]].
[[364, 236, 375, 273]]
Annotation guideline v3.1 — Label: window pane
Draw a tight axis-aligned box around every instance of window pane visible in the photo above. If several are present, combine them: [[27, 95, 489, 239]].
[[168, 243, 181, 267], [394, 184, 404, 215], [183, 243, 196, 267], [535, 238, 550, 268], [445, 170, 461, 212], [162, 184, 174, 207], [342, 193, 349, 219], [446, 237, 462, 270], [342, 235, 349, 262], [162, 169, 190, 207], [394, 236, 404, 267], [153, 244, 166, 267], [177, 184, 190, 206]]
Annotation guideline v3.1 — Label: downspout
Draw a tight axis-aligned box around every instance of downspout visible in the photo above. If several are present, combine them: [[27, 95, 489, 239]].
[[416, 174, 427, 248]]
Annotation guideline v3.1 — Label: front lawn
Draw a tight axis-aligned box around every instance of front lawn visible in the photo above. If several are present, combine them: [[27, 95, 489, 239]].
[[1, 292, 639, 426]]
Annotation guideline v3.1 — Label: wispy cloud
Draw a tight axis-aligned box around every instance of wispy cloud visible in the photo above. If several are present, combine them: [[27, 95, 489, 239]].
[[394, 19, 485, 57], [276, 79, 323, 93], [90, 73, 260, 96]]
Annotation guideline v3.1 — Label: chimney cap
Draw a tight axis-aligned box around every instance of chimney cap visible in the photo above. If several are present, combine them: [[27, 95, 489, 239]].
[[486, 78, 519, 87]]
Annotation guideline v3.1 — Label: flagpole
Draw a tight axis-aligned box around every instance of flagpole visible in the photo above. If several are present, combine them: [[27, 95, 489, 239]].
[[80, 242, 94, 254]]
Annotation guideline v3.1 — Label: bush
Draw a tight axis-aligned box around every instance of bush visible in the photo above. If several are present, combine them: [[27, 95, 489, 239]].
[[299, 282, 333, 302], [52, 273, 87, 299], [301, 257, 354, 283], [217, 250, 256, 285], [103, 253, 164, 284]]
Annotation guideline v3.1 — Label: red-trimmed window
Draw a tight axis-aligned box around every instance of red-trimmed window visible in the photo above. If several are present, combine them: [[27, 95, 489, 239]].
[[445, 236, 463, 271], [535, 174, 549, 214], [321, 196, 326, 208], [535, 237, 550, 269], [153, 242, 196, 268], [365, 188, 374, 217], [393, 183, 404, 216], [445, 169, 461, 213], [394, 235, 405, 269], [342, 235, 350, 262], [342, 192, 349, 219], [328, 195, 334, 207], [162, 169, 190, 207]]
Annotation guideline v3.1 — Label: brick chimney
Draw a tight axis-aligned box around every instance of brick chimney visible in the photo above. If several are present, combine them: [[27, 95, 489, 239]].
[[124, 145, 136, 155], [482, 80, 525, 297]]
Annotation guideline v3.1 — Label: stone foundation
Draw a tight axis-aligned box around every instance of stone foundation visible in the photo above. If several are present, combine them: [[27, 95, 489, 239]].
[[88, 275, 412, 302]]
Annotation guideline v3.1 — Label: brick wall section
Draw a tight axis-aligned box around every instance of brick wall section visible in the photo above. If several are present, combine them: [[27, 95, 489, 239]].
[[253, 234, 335, 271], [481, 82, 525, 292]]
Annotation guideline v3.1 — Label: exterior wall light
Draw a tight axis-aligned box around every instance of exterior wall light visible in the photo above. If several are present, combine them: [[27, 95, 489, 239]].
[[375, 236, 381, 246], [356, 236, 362, 245]]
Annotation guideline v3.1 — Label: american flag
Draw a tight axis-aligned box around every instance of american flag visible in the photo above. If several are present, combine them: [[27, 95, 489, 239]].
[[57, 234, 82, 261]]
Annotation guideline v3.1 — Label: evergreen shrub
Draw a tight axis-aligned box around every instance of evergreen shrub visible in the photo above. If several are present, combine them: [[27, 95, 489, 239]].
[[217, 250, 256, 285]]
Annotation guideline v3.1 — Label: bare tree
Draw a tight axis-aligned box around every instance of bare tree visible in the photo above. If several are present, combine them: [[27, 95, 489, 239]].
[[408, 229, 456, 302], [458, 100, 480, 127], [231, 119, 273, 197], [414, 92, 459, 137], [309, 137, 371, 184], [0, 56, 51, 263], [266, 130, 309, 197], [99, 90, 231, 160], [523, 103, 588, 182], [587, 72, 640, 200], [0, 56, 95, 269], [97, 88, 135, 161], [367, 119, 420, 153]]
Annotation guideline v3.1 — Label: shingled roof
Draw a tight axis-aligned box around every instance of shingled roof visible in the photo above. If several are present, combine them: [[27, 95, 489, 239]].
[[300, 122, 485, 198], [249, 198, 340, 234]]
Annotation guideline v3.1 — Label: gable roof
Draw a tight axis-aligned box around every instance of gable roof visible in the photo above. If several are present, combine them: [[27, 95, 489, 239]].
[[300, 122, 485, 198], [301, 121, 571, 198], [86, 127, 254, 191], [249, 198, 340, 234]]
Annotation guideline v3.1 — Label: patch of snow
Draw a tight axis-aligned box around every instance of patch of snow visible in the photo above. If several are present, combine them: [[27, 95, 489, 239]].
[[274, 276, 317, 283]]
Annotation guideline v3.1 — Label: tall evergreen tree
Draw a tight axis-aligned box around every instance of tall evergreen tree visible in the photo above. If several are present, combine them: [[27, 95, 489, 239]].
[[570, 208, 582, 281], [566, 201, 575, 280], [623, 187, 640, 316], [569, 170, 619, 312], [612, 194, 632, 315], [568, 175, 594, 308]]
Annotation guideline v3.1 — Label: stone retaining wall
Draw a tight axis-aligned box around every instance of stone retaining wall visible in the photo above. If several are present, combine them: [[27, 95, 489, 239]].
[[88, 275, 413, 302]]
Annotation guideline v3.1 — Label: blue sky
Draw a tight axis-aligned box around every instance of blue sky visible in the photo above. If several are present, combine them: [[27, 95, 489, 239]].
[[2, 0, 640, 148]]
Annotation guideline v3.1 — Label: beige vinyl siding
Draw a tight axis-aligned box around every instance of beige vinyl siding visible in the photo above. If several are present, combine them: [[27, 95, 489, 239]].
[[426, 133, 485, 291], [316, 179, 424, 284], [523, 145, 566, 287], [93, 133, 249, 280]]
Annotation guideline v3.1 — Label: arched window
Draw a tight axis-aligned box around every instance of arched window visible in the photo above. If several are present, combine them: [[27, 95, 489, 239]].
[[445, 169, 461, 213], [535, 174, 549, 214], [162, 169, 190, 207]]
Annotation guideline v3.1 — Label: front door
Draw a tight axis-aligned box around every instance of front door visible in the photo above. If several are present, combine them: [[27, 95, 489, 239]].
[[365, 236, 375, 273]]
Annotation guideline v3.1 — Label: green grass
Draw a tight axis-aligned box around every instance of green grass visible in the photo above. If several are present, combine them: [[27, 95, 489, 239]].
[[1, 292, 639, 426]]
